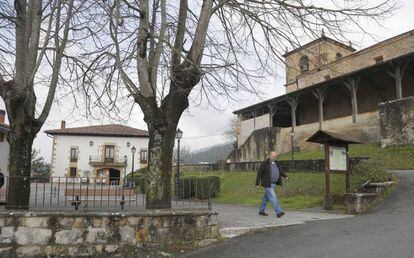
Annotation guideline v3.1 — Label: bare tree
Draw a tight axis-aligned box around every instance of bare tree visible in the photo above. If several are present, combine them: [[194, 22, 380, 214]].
[[84, 0, 397, 208], [0, 0, 87, 209], [173, 145, 192, 164], [225, 116, 238, 148]]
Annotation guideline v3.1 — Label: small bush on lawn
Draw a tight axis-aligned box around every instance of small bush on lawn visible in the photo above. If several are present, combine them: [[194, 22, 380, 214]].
[[350, 161, 395, 192], [126, 167, 148, 179], [136, 166, 149, 174], [126, 167, 148, 193], [136, 176, 146, 193], [177, 176, 220, 199], [126, 174, 146, 193]]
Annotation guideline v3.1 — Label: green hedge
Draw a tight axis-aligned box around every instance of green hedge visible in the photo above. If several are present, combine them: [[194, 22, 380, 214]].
[[127, 174, 221, 198], [176, 176, 220, 199]]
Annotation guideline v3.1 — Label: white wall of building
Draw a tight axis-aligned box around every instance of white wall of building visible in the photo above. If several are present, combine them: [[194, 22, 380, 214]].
[[0, 139, 9, 176], [51, 135, 149, 178], [239, 114, 270, 146]]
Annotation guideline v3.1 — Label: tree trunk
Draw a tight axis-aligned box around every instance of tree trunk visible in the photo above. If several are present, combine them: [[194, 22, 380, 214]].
[[143, 66, 197, 209], [6, 115, 36, 210], [145, 121, 176, 209]]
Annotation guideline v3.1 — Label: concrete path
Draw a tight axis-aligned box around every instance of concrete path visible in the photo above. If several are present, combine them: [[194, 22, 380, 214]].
[[215, 204, 352, 238], [182, 170, 414, 258]]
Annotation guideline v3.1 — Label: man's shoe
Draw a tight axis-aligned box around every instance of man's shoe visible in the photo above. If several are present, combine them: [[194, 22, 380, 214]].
[[259, 211, 268, 216], [276, 211, 285, 218]]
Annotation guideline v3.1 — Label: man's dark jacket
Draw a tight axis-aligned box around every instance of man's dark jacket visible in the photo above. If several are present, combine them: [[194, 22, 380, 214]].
[[256, 159, 287, 187], [0, 173, 4, 188]]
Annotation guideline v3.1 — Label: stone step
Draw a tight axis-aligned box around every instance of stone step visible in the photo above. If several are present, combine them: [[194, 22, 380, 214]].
[[219, 222, 305, 238]]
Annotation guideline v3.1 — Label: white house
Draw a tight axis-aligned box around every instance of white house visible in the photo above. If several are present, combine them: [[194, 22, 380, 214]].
[[0, 109, 10, 176], [45, 121, 149, 183]]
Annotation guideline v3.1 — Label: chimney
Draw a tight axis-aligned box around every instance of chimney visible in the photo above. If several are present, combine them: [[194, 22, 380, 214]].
[[0, 110, 5, 124], [61, 120, 66, 129]]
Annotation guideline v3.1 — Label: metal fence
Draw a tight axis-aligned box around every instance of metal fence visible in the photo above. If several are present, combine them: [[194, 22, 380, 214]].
[[0, 176, 216, 212]]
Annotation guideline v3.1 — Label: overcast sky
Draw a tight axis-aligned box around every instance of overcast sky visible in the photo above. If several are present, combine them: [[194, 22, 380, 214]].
[[1, 0, 414, 162]]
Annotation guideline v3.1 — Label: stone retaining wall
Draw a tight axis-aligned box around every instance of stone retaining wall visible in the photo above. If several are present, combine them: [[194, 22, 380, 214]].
[[0, 209, 219, 257], [379, 96, 414, 147], [179, 157, 370, 173]]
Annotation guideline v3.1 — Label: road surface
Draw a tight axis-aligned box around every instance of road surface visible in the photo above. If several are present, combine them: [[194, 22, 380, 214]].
[[183, 170, 414, 258]]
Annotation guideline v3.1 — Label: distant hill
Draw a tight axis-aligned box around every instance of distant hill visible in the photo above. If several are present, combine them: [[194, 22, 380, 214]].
[[184, 143, 233, 164]]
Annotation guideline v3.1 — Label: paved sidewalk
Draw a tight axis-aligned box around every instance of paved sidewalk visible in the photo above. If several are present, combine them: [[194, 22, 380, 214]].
[[214, 204, 353, 238]]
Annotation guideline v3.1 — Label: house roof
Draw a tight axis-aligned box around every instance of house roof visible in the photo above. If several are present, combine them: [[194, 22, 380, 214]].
[[44, 124, 149, 138], [306, 130, 363, 145]]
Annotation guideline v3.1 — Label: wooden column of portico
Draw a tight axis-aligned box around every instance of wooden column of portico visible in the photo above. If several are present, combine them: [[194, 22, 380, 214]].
[[267, 104, 278, 129], [252, 110, 257, 131], [344, 77, 360, 125], [286, 94, 300, 132], [312, 87, 327, 130], [387, 62, 409, 99]]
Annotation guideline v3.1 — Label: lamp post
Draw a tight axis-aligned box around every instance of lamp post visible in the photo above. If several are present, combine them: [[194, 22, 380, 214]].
[[289, 130, 295, 160], [131, 146, 136, 177], [123, 155, 127, 186], [175, 128, 183, 199]]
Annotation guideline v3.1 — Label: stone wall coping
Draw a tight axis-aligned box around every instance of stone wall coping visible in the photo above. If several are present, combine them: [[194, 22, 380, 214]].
[[367, 181, 394, 187], [346, 193, 379, 197], [0, 209, 218, 218]]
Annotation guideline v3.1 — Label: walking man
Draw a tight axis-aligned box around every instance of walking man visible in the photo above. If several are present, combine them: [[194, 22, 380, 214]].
[[0, 169, 4, 189], [256, 151, 288, 218]]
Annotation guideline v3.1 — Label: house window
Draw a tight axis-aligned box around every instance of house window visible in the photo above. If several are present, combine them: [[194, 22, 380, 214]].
[[89, 141, 94, 146], [127, 142, 130, 147], [374, 55, 383, 63], [299, 55, 309, 72], [70, 147, 78, 162], [140, 149, 148, 163], [105, 145, 115, 163], [69, 167, 77, 178]]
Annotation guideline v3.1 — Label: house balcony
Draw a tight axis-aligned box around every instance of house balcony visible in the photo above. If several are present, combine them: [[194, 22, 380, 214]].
[[89, 155, 127, 168]]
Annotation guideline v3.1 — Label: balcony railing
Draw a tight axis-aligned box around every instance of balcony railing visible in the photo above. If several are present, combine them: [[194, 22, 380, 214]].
[[89, 155, 127, 167]]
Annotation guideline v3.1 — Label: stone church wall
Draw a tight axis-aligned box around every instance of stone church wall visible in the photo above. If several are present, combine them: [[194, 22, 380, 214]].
[[236, 112, 380, 162], [380, 96, 414, 147]]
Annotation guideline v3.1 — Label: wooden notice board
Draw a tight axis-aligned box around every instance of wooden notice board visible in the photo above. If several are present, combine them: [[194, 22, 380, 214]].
[[307, 130, 362, 210]]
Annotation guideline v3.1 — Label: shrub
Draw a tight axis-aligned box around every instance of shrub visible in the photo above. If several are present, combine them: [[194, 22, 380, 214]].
[[350, 161, 395, 192], [176, 176, 220, 199], [126, 174, 146, 193], [126, 167, 148, 193], [136, 166, 148, 174]]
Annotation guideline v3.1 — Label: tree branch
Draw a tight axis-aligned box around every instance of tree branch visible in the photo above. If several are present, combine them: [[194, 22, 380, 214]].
[[135, 0, 153, 98], [36, 0, 74, 126], [148, 0, 166, 95], [108, 0, 140, 97], [187, 0, 214, 66], [171, 0, 188, 68]]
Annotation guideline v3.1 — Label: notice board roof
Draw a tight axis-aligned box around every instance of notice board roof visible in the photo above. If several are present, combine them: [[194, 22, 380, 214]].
[[306, 130, 363, 145]]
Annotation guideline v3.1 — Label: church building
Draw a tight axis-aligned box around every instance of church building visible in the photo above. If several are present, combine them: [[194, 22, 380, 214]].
[[233, 30, 414, 162]]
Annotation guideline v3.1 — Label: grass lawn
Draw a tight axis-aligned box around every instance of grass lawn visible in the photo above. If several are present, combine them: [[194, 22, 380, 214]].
[[182, 171, 348, 211], [277, 143, 414, 170]]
